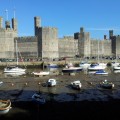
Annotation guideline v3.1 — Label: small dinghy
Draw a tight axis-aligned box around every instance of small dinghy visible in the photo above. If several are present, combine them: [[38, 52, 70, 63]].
[[100, 80, 114, 89], [32, 93, 46, 105], [32, 71, 50, 76], [47, 79, 57, 87], [0, 100, 12, 115], [71, 80, 82, 90], [0, 81, 3, 86]]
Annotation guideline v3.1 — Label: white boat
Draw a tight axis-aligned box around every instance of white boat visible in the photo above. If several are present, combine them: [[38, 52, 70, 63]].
[[62, 63, 83, 73], [100, 80, 114, 89], [99, 63, 107, 69], [47, 79, 56, 87], [79, 61, 91, 69], [4, 40, 26, 73], [113, 64, 120, 70], [62, 66, 83, 73], [4, 66, 26, 73], [71, 80, 82, 90], [0, 100, 11, 115], [88, 63, 105, 71], [32, 71, 50, 76], [95, 70, 108, 75], [0, 81, 3, 86], [114, 70, 120, 73], [32, 93, 46, 105], [4, 72, 26, 77], [111, 62, 119, 67]]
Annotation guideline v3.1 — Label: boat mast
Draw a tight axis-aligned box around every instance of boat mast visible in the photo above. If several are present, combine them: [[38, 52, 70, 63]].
[[98, 40, 99, 63], [16, 40, 18, 66]]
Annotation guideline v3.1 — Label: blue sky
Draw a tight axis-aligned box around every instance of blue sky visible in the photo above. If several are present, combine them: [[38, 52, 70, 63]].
[[0, 0, 120, 39]]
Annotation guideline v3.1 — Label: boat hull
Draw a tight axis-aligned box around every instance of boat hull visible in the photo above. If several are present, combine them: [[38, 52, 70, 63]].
[[62, 67, 82, 73], [33, 72, 50, 76], [4, 67, 26, 73], [71, 80, 82, 90], [0, 108, 11, 115], [0, 100, 11, 115], [100, 83, 114, 89], [47, 79, 56, 87]]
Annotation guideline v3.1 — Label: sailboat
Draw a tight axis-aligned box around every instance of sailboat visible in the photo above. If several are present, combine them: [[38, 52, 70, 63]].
[[4, 40, 26, 73], [88, 40, 106, 71]]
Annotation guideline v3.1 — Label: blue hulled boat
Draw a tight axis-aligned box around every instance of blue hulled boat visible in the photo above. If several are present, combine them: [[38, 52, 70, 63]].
[[95, 70, 108, 75], [46, 63, 59, 68]]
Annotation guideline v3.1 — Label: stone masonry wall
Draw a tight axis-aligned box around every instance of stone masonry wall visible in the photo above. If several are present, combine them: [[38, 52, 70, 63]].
[[15, 36, 38, 58]]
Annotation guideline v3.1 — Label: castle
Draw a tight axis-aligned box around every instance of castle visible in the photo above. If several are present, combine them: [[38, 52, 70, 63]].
[[0, 16, 120, 60]]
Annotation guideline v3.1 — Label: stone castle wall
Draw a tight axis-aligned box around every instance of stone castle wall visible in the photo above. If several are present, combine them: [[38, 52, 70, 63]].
[[37, 26, 59, 59], [59, 36, 78, 58], [15, 36, 38, 58], [0, 16, 119, 59], [0, 17, 17, 58]]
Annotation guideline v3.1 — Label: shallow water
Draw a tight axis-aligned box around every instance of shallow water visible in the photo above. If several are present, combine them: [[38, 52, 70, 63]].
[[1, 67, 120, 119], [0, 67, 120, 102]]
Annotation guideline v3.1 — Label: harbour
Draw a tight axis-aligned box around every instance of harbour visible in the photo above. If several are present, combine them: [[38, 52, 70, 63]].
[[0, 65, 120, 119]]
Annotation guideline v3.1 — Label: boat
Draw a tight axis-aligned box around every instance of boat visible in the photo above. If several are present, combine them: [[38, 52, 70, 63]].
[[79, 61, 91, 69], [94, 70, 108, 75], [0, 81, 3, 86], [99, 80, 114, 89], [88, 63, 105, 71], [62, 63, 82, 73], [113, 70, 120, 73], [46, 63, 59, 68], [4, 66, 26, 73], [32, 93, 46, 105], [111, 62, 119, 67], [4, 40, 26, 73], [88, 41, 106, 71], [62, 66, 83, 73], [32, 71, 50, 76], [71, 80, 82, 90], [113, 64, 120, 70], [0, 100, 12, 115], [47, 79, 56, 87], [4, 72, 26, 77]]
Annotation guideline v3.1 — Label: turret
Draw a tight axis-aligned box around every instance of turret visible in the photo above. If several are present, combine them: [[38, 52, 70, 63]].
[[109, 30, 113, 39], [5, 21, 11, 29], [34, 16, 41, 36], [12, 18, 17, 31]]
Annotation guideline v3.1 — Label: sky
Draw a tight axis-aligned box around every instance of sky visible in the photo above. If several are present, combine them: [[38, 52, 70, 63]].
[[0, 0, 120, 39]]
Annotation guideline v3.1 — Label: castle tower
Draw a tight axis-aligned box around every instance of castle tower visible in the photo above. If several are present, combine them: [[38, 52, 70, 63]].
[[109, 30, 113, 39], [78, 27, 91, 58], [5, 21, 11, 29], [34, 16, 41, 36], [12, 18, 17, 31], [80, 27, 84, 33], [0, 17, 3, 28]]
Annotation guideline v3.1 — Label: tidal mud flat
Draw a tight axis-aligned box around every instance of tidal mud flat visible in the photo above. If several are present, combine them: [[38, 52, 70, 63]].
[[0, 71, 120, 119]]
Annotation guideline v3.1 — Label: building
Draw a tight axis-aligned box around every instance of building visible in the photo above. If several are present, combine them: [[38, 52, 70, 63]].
[[0, 16, 119, 60], [0, 17, 17, 58]]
